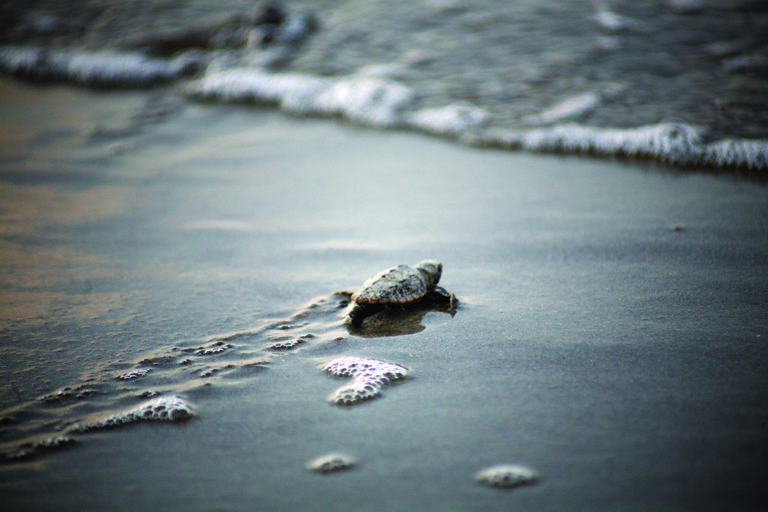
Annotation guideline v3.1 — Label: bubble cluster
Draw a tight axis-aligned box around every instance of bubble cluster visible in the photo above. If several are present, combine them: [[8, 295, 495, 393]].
[[475, 464, 539, 489], [76, 396, 193, 432], [306, 452, 356, 473], [322, 357, 409, 405], [267, 334, 313, 351], [117, 368, 151, 381], [34, 435, 78, 451], [194, 341, 232, 356], [39, 384, 96, 402]]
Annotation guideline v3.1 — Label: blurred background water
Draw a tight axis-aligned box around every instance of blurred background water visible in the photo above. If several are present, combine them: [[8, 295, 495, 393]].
[[2, 0, 768, 168]]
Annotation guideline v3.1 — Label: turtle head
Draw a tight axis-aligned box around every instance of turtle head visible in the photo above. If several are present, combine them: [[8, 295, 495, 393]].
[[415, 260, 442, 288]]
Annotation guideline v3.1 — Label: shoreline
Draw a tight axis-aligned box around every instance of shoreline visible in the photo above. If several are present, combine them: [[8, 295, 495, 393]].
[[3, 45, 768, 172], [2, 0, 768, 172]]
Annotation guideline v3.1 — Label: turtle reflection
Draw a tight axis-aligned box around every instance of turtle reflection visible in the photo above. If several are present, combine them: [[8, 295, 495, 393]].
[[344, 292, 457, 337]]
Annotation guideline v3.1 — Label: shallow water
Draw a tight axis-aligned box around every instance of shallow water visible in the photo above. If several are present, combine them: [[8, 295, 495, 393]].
[[1, 74, 768, 512]]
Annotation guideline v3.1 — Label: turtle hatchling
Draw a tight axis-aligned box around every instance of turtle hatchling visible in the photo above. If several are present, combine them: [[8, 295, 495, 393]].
[[346, 260, 456, 327]]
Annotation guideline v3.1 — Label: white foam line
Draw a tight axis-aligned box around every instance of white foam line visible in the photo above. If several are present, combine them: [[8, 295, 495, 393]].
[[406, 104, 492, 137], [0, 45, 199, 86], [185, 67, 414, 128], [3, 45, 765, 170], [477, 123, 768, 169]]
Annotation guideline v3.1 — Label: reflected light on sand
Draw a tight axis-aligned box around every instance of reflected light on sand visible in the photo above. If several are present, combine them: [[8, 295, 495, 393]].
[[0, 183, 129, 327]]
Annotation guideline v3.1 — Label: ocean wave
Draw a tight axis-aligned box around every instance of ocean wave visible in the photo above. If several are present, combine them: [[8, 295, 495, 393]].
[[2, 43, 766, 170], [474, 122, 768, 170], [186, 66, 414, 128], [0, 45, 201, 87]]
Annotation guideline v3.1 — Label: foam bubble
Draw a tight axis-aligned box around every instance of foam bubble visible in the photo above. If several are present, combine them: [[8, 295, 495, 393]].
[[0, 46, 200, 87], [322, 357, 409, 405], [306, 452, 356, 473], [39, 384, 97, 402], [34, 435, 78, 451], [267, 333, 313, 351], [76, 395, 193, 431], [117, 368, 151, 381], [194, 341, 232, 355], [475, 464, 539, 489]]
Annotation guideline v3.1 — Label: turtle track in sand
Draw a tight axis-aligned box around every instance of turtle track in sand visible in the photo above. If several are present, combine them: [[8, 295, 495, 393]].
[[0, 292, 351, 462]]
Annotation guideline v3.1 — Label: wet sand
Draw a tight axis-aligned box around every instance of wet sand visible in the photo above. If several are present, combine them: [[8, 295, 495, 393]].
[[1, 78, 768, 511]]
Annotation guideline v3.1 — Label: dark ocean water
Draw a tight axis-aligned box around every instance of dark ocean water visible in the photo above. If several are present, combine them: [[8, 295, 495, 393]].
[[2, 0, 768, 169]]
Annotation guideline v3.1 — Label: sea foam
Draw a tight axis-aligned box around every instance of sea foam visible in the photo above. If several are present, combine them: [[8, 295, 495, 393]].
[[0, 45, 201, 87], [306, 452, 356, 472], [0, 435, 78, 462], [186, 67, 414, 128], [322, 357, 409, 405], [406, 104, 492, 137], [75, 396, 193, 432], [117, 368, 152, 381], [475, 464, 539, 489], [185, 65, 768, 169], [2, 44, 766, 169], [478, 122, 768, 169]]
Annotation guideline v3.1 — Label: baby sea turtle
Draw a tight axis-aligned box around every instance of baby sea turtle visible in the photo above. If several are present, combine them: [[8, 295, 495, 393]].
[[346, 260, 456, 327]]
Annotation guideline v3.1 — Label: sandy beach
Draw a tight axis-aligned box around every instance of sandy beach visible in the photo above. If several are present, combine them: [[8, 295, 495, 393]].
[[1, 76, 768, 511]]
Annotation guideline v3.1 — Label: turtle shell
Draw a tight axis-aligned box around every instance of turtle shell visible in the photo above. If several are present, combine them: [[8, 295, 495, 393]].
[[352, 261, 440, 305]]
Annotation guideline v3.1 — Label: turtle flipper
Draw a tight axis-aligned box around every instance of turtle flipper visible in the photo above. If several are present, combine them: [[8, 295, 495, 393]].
[[346, 303, 385, 327], [430, 286, 458, 315]]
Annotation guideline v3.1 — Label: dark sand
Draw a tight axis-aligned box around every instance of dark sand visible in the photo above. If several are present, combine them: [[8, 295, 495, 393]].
[[1, 78, 768, 511]]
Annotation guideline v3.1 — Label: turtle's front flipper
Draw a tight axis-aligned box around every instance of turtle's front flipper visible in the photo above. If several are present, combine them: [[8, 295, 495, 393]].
[[431, 286, 458, 315], [346, 303, 385, 327]]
